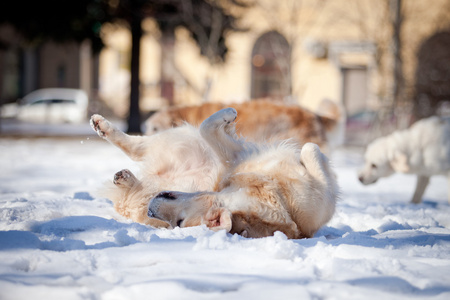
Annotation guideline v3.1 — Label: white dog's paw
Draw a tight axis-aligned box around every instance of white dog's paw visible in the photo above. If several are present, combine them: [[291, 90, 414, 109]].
[[220, 108, 238, 124], [90, 114, 111, 138], [204, 108, 237, 127], [300, 143, 325, 171], [113, 169, 137, 187], [299, 143, 336, 187], [301, 143, 321, 158]]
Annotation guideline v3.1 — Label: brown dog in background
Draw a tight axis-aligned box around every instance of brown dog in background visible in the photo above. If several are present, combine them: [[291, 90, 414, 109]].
[[145, 100, 344, 153]]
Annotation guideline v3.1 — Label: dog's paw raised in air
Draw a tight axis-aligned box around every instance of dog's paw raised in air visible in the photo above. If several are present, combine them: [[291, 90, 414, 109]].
[[220, 108, 238, 124], [203, 108, 237, 127], [90, 114, 109, 138], [113, 169, 138, 188]]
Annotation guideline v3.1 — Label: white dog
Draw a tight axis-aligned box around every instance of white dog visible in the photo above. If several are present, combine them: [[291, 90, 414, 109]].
[[91, 108, 338, 238], [358, 116, 450, 203]]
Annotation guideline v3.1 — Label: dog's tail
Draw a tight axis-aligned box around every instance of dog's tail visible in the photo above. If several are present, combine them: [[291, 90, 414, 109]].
[[316, 99, 346, 151]]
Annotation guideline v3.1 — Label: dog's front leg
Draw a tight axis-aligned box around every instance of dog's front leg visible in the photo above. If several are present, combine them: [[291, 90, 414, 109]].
[[411, 175, 430, 204], [200, 108, 244, 165], [90, 114, 148, 161], [113, 169, 140, 189]]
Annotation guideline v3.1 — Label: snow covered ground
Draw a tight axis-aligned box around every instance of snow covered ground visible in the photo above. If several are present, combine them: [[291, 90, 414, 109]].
[[0, 135, 449, 300]]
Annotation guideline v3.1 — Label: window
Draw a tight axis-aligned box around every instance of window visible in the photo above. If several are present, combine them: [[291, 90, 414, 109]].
[[251, 31, 291, 99]]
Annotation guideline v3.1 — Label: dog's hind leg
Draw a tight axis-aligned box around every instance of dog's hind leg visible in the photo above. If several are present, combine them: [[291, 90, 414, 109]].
[[90, 114, 148, 161], [411, 175, 430, 204], [200, 108, 245, 165], [300, 143, 338, 194]]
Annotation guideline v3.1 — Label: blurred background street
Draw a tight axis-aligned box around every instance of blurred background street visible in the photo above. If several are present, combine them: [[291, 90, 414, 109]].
[[1, 0, 449, 144]]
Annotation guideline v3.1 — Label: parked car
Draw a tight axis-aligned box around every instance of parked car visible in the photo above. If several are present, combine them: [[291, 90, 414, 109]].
[[2, 88, 88, 123]]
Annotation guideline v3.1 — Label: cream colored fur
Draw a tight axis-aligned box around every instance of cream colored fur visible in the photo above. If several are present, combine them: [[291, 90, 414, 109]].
[[91, 108, 339, 238], [91, 115, 223, 227], [358, 116, 450, 204]]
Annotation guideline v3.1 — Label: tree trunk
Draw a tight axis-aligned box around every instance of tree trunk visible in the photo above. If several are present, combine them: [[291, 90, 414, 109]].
[[160, 26, 175, 106], [127, 13, 142, 134], [390, 0, 404, 108]]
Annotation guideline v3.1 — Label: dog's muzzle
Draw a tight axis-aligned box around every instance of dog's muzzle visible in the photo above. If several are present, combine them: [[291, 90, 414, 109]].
[[147, 197, 161, 219]]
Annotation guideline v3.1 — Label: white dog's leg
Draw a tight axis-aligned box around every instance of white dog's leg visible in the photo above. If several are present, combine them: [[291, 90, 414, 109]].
[[300, 143, 334, 188], [200, 108, 244, 165], [113, 169, 140, 188], [90, 114, 148, 161], [411, 175, 430, 204]]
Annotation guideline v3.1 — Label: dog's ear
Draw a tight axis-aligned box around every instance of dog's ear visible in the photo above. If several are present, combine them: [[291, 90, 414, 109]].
[[202, 207, 232, 232], [390, 150, 410, 173]]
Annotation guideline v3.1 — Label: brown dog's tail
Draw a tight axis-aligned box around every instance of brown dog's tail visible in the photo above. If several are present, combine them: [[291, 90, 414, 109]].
[[316, 99, 346, 151]]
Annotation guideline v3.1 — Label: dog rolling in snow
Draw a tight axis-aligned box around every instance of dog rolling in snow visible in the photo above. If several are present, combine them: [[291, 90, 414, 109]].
[[358, 116, 450, 204], [91, 108, 338, 238]]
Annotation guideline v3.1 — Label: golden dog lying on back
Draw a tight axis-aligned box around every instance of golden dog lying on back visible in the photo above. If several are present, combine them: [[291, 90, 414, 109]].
[[145, 100, 343, 153], [91, 108, 339, 238]]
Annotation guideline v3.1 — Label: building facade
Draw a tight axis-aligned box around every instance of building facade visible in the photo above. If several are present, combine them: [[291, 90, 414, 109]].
[[0, 25, 97, 105], [98, 0, 450, 118]]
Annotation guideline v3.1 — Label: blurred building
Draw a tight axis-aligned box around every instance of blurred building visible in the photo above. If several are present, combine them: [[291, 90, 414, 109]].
[[98, 0, 450, 118], [1, 0, 449, 120], [0, 25, 98, 104]]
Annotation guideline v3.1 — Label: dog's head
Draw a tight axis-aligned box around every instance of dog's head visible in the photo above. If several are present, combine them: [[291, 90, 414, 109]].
[[148, 191, 232, 232], [147, 187, 301, 238], [358, 137, 410, 185]]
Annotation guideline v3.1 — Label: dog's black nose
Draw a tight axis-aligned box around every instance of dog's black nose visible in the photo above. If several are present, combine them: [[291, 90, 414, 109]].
[[156, 191, 177, 200]]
